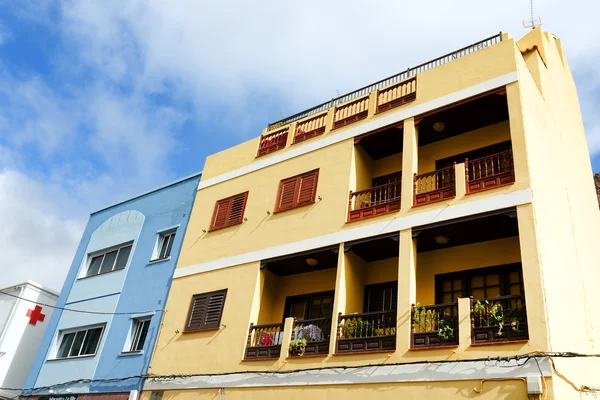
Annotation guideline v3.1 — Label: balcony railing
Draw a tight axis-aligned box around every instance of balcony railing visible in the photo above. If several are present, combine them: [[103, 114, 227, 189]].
[[376, 77, 417, 114], [333, 96, 369, 130], [256, 127, 289, 157], [411, 302, 458, 349], [293, 113, 327, 144], [245, 323, 284, 359], [336, 310, 396, 353], [347, 181, 401, 222], [414, 166, 456, 206], [471, 295, 528, 344], [267, 33, 502, 132], [466, 150, 515, 193], [290, 317, 331, 356]]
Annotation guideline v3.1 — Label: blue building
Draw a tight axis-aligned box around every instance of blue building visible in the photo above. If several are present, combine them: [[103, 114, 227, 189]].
[[22, 173, 201, 400]]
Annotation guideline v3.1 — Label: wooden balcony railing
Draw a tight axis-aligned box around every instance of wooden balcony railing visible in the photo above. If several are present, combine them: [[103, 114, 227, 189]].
[[267, 33, 502, 131], [290, 317, 331, 356], [376, 77, 417, 113], [294, 113, 327, 144], [245, 323, 284, 359], [256, 127, 288, 157], [471, 294, 528, 344], [411, 302, 458, 349], [336, 310, 396, 353], [347, 181, 401, 222], [332, 96, 369, 130], [466, 150, 515, 193], [414, 166, 456, 206]]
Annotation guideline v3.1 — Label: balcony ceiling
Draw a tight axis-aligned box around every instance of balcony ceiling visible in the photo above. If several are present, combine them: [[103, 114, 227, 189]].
[[262, 246, 339, 276], [346, 233, 400, 262], [417, 91, 509, 147], [415, 210, 518, 253], [355, 125, 404, 160]]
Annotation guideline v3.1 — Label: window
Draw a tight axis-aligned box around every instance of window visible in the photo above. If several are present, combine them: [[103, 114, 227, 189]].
[[283, 291, 334, 321], [184, 289, 228, 332], [209, 192, 249, 231], [56, 326, 104, 359], [85, 243, 132, 277], [435, 263, 523, 303], [275, 169, 319, 213], [364, 281, 398, 312], [129, 318, 151, 352], [155, 231, 176, 260]]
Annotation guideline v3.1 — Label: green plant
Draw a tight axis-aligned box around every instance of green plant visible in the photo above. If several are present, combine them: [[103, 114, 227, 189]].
[[289, 338, 307, 356], [473, 300, 521, 336], [437, 317, 455, 340]]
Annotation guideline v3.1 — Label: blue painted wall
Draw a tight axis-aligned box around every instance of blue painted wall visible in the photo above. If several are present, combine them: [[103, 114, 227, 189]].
[[23, 173, 201, 396]]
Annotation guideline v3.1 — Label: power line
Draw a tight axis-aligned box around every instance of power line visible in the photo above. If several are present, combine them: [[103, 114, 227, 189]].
[[0, 290, 164, 316], [5, 352, 600, 393]]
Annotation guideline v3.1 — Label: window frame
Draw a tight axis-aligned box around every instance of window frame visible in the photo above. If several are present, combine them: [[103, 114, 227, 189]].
[[282, 290, 335, 322], [363, 281, 398, 313], [183, 289, 228, 333], [208, 192, 249, 232], [54, 325, 105, 360], [434, 263, 523, 303], [83, 242, 133, 278], [151, 230, 177, 261], [127, 318, 152, 353], [274, 169, 319, 213]]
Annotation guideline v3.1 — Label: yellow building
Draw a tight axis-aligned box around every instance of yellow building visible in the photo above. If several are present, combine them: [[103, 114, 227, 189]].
[[143, 28, 600, 400]]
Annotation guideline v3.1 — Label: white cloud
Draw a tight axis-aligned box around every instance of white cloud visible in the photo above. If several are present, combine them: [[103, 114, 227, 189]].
[[0, 169, 84, 291]]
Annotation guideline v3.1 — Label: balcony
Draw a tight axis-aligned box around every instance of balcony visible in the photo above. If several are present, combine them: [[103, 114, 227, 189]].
[[348, 181, 401, 222], [245, 246, 338, 360], [413, 167, 456, 206], [465, 150, 515, 193], [411, 302, 458, 349], [256, 127, 288, 157], [411, 208, 529, 348], [337, 310, 396, 353]]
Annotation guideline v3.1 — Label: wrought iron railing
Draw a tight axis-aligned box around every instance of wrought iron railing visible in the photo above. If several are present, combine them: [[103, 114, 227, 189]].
[[267, 33, 502, 131], [411, 302, 458, 348], [245, 322, 284, 359], [471, 295, 528, 344], [291, 317, 331, 356]]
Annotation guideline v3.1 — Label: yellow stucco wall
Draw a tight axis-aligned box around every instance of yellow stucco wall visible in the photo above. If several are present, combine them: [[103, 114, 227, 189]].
[[141, 379, 536, 400]]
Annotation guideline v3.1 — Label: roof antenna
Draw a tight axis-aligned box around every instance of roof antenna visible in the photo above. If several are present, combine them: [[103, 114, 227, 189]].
[[522, 0, 541, 29]]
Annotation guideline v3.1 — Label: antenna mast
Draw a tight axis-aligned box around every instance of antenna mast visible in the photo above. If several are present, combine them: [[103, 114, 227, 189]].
[[523, 0, 542, 29]]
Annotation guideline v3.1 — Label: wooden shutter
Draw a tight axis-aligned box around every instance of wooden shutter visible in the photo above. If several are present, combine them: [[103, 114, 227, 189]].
[[184, 289, 228, 332], [297, 170, 318, 205], [275, 169, 319, 212], [209, 192, 248, 231]]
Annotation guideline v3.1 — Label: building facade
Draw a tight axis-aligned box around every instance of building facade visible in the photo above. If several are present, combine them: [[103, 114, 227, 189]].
[[142, 28, 600, 400], [0, 282, 58, 399], [21, 173, 201, 399]]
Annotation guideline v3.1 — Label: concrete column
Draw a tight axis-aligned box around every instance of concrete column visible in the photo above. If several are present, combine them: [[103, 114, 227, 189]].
[[457, 297, 472, 351], [279, 317, 295, 360], [397, 229, 416, 352], [286, 122, 298, 146], [455, 162, 467, 199], [516, 204, 550, 350], [367, 91, 378, 117], [401, 118, 418, 211], [329, 243, 346, 355], [323, 108, 334, 134], [506, 82, 531, 188]]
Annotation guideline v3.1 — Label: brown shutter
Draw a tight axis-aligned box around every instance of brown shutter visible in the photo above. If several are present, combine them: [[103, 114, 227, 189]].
[[227, 193, 248, 225], [209, 192, 248, 231], [277, 178, 298, 211], [275, 169, 319, 212], [184, 289, 228, 332], [297, 170, 318, 205]]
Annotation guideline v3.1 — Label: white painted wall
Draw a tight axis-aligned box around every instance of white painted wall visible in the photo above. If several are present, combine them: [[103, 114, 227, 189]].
[[0, 282, 58, 399]]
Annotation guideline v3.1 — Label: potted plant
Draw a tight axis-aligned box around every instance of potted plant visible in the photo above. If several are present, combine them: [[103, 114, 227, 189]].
[[289, 338, 307, 356]]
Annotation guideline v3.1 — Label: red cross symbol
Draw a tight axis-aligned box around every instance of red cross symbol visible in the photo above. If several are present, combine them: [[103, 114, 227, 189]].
[[26, 306, 46, 326]]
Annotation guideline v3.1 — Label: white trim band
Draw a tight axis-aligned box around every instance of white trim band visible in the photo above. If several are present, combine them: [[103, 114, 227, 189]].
[[198, 72, 518, 191], [174, 188, 532, 279], [144, 357, 550, 390]]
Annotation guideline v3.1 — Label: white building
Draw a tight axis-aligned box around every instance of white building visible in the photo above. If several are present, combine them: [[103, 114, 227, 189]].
[[0, 282, 58, 399]]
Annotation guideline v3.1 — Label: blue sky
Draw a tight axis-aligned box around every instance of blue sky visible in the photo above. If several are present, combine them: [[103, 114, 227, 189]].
[[0, 0, 598, 291]]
